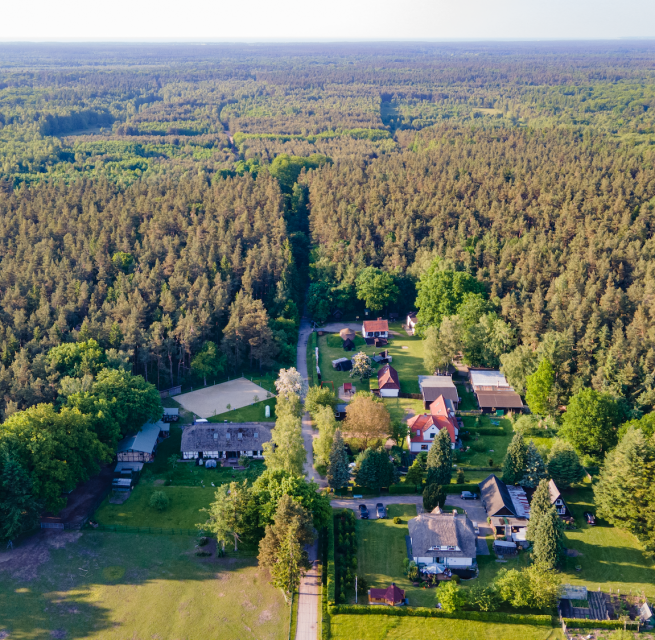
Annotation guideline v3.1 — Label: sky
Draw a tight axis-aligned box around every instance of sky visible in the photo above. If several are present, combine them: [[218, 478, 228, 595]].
[[2, 0, 654, 41]]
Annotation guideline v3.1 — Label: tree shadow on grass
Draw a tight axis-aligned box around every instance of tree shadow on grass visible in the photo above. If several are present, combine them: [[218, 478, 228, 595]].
[[0, 530, 277, 640]]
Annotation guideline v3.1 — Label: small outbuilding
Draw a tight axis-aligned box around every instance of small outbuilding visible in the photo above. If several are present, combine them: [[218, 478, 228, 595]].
[[368, 583, 405, 606], [117, 420, 168, 463], [162, 407, 179, 423], [339, 328, 356, 341], [343, 338, 355, 351], [419, 375, 460, 409], [377, 364, 400, 398]]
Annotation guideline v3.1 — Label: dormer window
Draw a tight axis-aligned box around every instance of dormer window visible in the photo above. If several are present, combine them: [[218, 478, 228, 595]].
[[214, 433, 218, 440], [416, 430, 421, 437], [226, 432, 231, 440], [237, 432, 243, 440], [254, 432, 258, 439]]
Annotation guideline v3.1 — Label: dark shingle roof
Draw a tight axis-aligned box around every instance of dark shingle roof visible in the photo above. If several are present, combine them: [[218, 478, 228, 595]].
[[476, 390, 524, 409], [408, 510, 477, 558], [181, 423, 274, 452], [479, 474, 516, 517]]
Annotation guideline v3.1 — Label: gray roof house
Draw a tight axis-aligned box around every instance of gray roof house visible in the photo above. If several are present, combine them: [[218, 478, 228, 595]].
[[418, 375, 460, 409], [479, 474, 517, 517], [117, 420, 169, 463], [181, 422, 274, 460], [408, 507, 477, 568]]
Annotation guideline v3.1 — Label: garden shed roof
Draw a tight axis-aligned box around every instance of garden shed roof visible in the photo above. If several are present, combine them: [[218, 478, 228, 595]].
[[479, 474, 517, 517]]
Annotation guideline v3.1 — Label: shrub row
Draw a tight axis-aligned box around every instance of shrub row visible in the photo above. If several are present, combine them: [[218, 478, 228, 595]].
[[326, 511, 336, 606], [334, 509, 358, 604], [328, 604, 553, 626], [466, 428, 506, 436], [399, 392, 423, 400], [389, 484, 420, 494], [562, 618, 639, 630]]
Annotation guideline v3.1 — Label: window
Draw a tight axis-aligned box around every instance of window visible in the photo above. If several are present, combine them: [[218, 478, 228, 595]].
[[213, 433, 218, 440], [416, 430, 421, 436], [428, 432, 435, 438], [226, 432, 231, 440], [237, 432, 243, 440], [254, 432, 258, 439], [421, 444, 428, 450]]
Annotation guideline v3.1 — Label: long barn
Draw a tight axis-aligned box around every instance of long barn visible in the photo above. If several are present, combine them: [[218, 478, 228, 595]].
[[180, 422, 274, 461]]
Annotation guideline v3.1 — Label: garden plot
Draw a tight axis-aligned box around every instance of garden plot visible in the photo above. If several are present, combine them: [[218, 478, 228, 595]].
[[175, 377, 274, 418]]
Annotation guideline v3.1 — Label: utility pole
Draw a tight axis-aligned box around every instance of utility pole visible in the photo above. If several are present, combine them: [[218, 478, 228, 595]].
[[355, 575, 358, 604]]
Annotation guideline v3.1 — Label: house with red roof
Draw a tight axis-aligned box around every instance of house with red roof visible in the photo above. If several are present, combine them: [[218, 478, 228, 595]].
[[362, 318, 389, 339], [406, 395, 458, 453], [377, 364, 400, 398]]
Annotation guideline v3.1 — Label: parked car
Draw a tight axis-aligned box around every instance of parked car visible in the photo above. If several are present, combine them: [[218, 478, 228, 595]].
[[472, 521, 480, 535], [461, 491, 479, 500], [376, 503, 386, 519], [359, 504, 369, 519], [584, 511, 596, 525]]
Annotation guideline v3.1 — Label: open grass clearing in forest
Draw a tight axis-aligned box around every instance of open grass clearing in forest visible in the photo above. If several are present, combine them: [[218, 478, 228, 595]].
[[0, 531, 286, 640], [329, 615, 563, 640], [317, 325, 427, 396], [207, 397, 277, 424], [175, 377, 276, 418]]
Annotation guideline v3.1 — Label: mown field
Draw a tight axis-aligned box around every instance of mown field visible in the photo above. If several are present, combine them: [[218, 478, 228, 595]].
[[0, 532, 286, 640]]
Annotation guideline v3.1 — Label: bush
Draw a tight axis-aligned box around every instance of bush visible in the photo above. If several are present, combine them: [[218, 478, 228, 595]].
[[393, 516, 402, 524], [423, 483, 445, 511], [149, 491, 169, 511], [328, 604, 553, 625], [239, 454, 250, 468], [488, 458, 494, 467], [562, 619, 639, 631], [389, 484, 419, 494], [456, 468, 465, 484]]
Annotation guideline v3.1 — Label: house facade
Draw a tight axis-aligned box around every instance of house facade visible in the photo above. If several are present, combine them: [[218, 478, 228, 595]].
[[408, 507, 477, 568], [377, 364, 400, 398], [406, 313, 418, 333], [362, 319, 389, 339], [180, 422, 273, 460], [406, 395, 458, 452]]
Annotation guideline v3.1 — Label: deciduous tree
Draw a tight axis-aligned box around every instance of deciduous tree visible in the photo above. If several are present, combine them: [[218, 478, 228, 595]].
[[547, 440, 585, 489], [343, 393, 390, 449]]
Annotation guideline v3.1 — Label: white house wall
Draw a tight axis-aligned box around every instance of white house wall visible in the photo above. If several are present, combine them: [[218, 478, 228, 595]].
[[380, 389, 399, 398]]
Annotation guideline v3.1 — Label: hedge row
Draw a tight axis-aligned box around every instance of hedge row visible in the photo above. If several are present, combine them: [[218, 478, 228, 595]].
[[562, 618, 639, 630], [464, 428, 505, 435], [442, 483, 480, 494], [326, 511, 336, 606], [328, 604, 553, 626], [399, 392, 423, 400], [389, 484, 420, 494]]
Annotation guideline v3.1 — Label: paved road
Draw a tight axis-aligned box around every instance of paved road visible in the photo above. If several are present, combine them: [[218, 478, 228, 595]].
[[297, 316, 325, 486], [295, 540, 320, 640], [331, 494, 424, 516], [445, 495, 491, 555]]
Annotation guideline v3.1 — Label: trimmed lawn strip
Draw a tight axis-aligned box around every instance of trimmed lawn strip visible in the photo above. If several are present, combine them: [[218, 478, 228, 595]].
[[0, 532, 285, 640], [329, 615, 563, 640], [207, 397, 277, 423], [355, 504, 436, 607]]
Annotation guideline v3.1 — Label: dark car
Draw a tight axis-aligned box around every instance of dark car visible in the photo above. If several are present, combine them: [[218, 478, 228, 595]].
[[359, 504, 369, 519], [584, 511, 596, 526], [376, 503, 386, 519], [460, 491, 479, 500]]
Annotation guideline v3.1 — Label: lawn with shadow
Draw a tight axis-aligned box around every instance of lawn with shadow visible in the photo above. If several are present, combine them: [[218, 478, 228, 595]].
[[0, 531, 285, 640]]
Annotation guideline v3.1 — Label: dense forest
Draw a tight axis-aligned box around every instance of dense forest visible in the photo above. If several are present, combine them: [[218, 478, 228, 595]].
[[1, 41, 655, 534]]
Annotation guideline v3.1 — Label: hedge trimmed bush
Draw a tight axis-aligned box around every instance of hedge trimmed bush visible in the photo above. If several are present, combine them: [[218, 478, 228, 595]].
[[389, 484, 419, 494], [328, 604, 553, 626], [326, 511, 336, 605], [466, 428, 506, 435], [562, 618, 639, 630]]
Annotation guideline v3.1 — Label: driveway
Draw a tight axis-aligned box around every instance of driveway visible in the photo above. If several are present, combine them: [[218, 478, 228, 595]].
[[445, 495, 491, 555], [331, 495, 424, 518]]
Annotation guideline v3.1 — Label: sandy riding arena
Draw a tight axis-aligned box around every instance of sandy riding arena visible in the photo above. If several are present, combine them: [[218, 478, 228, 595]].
[[175, 378, 274, 418]]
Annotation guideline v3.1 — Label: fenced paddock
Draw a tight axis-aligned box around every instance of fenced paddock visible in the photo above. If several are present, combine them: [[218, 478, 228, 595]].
[[175, 377, 275, 418]]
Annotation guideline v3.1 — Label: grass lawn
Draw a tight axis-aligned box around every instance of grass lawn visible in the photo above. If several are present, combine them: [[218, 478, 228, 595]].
[[317, 326, 428, 395], [355, 504, 436, 607], [455, 381, 478, 410], [559, 488, 655, 597], [207, 397, 277, 423], [330, 615, 563, 640], [94, 484, 216, 529], [0, 532, 286, 640]]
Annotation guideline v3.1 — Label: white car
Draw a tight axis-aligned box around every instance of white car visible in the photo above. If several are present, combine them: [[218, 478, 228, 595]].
[[472, 521, 480, 535]]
